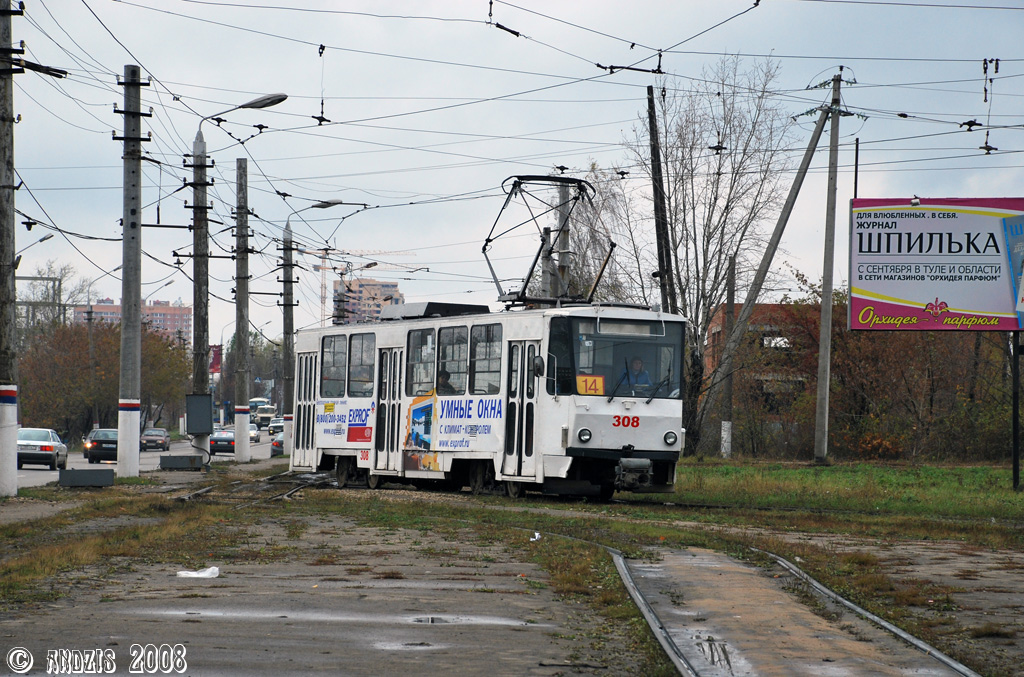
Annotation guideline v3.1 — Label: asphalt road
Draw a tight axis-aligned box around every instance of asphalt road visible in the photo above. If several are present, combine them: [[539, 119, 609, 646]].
[[15, 437, 274, 489]]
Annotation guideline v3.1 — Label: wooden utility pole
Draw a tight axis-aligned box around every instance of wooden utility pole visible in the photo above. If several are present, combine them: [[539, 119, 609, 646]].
[[711, 90, 833, 412], [234, 158, 251, 462], [720, 256, 735, 458], [556, 181, 570, 297], [115, 65, 149, 477], [813, 73, 843, 464], [647, 85, 676, 314]]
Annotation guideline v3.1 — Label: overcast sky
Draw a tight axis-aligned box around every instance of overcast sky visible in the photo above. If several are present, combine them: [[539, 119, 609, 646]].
[[11, 0, 1024, 347]]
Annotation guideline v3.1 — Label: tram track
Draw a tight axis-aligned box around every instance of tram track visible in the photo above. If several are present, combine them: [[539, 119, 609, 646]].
[[172, 472, 977, 676]]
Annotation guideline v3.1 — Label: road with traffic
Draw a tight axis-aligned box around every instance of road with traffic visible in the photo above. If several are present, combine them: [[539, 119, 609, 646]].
[[15, 436, 273, 489]]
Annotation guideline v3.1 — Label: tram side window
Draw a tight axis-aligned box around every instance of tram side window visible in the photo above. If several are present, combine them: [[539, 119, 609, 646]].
[[406, 328, 435, 396], [546, 317, 575, 395], [469, 323, 502, 394], [320, 335, 347, 398], [348, 333, 376, 397], [438, 326, 468, 395]]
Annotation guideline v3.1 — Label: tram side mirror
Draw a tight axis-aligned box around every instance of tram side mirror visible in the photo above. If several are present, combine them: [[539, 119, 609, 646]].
[[532, 355, 545, 377]]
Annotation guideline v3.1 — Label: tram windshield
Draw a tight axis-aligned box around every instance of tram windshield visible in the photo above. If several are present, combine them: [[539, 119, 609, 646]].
[[547, 316, 684, 399]]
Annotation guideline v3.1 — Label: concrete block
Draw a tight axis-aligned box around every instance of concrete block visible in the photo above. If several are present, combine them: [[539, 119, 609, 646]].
[[59, 468, 115, 487], [159, 454, 205, 471]]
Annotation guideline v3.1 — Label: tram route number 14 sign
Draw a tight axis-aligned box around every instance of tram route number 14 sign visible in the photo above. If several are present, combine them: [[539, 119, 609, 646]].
[[849, 197, 1024, 331]]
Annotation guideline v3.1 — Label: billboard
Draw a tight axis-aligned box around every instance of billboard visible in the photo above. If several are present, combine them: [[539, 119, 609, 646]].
[[849, 198, 1024, 331]]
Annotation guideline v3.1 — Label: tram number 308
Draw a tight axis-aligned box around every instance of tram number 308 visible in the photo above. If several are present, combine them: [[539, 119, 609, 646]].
[[612, 416, 641, 428]]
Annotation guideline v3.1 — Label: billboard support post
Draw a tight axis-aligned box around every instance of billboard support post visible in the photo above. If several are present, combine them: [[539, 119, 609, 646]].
[[1015, 331, 1020, 491]]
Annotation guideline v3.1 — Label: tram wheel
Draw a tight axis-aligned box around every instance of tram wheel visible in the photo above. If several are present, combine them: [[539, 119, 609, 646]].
[[505, 481, 524, 499], [598, 483, 615, 502], [335, 457, 353, 488], [366, 471, 383, 490], [469, 461, 493, 495]]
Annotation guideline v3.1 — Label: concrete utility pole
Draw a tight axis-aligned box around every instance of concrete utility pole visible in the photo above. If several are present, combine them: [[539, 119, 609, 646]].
[[813, 73, 843, 464], [280, 199, 351, 458], [115, 65, 149, 477], [0, 5, 22, 497], [234, 158, 251, 462], [647, 85, 677, 314], [189, 123, 212, 458], [282, 220, 295, 458], [711, 91, 833, 419]]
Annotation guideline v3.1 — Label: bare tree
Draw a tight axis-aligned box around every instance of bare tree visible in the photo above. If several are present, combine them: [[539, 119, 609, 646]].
[[627, 56, 796, 453], [562, 164, 653, 304]]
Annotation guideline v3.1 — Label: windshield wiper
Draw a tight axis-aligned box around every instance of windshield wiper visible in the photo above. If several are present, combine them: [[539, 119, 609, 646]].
[[646, 369, 672, 404], [607, 357, 629, 402]]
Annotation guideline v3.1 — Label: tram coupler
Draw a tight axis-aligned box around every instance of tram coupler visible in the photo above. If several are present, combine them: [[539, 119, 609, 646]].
[[615, 457, 653, 491]]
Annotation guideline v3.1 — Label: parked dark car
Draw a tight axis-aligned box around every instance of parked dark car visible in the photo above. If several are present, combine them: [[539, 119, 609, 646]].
[[140, 427, 171, 451], [17, 427, 68, 470], [270, 432, 284, 456], [85, 428, 119, 463], [210, 429, 235, 455]]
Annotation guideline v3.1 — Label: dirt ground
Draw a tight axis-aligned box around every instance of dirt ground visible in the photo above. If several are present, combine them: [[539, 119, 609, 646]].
[[2, 467, 1023, 675], [2, 509, 647, 675]]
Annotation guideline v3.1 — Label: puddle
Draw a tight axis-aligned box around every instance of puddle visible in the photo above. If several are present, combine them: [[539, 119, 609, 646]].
[[129, 608, 546, 628], [374, 641, 451, 651], [694, 635, 734, 672]]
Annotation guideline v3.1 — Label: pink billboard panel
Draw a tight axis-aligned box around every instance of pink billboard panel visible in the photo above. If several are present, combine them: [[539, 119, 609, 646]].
[[850, 198, 1024, 331]]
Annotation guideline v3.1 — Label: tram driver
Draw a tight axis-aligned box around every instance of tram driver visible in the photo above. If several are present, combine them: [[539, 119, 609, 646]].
[[622, 357, 653, 388]]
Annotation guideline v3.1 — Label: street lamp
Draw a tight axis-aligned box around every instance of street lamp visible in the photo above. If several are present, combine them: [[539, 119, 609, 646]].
[[13, 233, 53, 271], [192, 93, 287, 457]]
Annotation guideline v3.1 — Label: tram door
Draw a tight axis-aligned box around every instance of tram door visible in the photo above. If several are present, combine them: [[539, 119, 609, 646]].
[[375, 348, 403, 472], [502, 340, 538, 479]]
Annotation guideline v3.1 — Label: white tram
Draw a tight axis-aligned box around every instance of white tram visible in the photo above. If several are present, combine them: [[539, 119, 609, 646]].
[[290, 301, 685, 499]]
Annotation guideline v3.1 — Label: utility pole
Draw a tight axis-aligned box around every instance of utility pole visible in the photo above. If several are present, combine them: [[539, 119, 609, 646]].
[[813, 73, 843, 465], [0, 4, 22, 497], [720, 256, 735, 458], [234, 158, 251, 462], [540, 226, 553, 300], [282, 220, 296, 458], [647, 85, 677, 314], [188, 123, 213, 458], [711, 89, 833, 426], [555, 181, 570, 297], [115, 65, 149, 477]]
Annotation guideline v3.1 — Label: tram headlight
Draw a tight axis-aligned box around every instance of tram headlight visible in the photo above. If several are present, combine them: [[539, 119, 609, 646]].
[[664, 431, 678, 446], [577, 428, 592, 443]]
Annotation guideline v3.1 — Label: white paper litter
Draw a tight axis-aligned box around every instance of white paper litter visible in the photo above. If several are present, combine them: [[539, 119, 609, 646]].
[[530, 532, 541, 542], [176, 566, 220, 578]]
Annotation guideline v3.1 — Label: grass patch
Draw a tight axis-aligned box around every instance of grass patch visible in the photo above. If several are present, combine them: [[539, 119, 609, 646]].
[[663, 459, 1024, 525], [969, 622, 1017, 639]]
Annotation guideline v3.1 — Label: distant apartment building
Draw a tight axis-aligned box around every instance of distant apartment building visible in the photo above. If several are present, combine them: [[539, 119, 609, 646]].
[[332, 278, 405, 324], [73, 298, 192, 342]]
